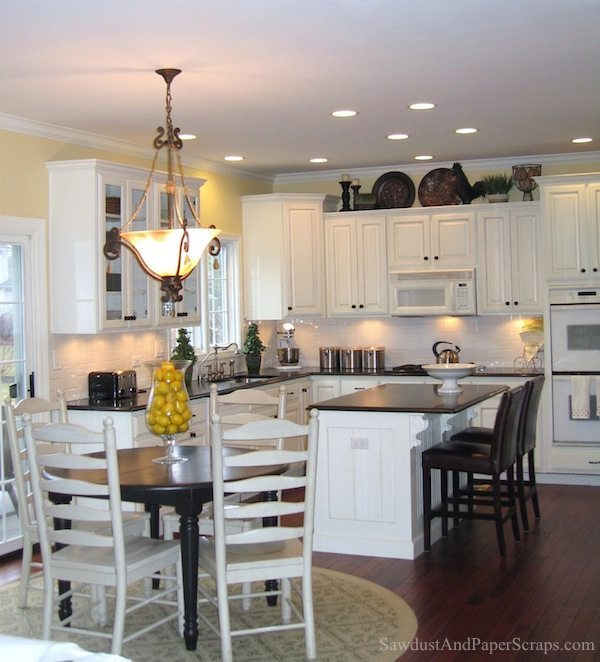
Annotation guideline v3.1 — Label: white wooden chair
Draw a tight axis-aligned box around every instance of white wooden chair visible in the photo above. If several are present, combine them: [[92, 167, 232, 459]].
[[3, 392, 149, 611], [162, 384, 287, 541], [197, 409, 319, 662], [23, 415, 183, 656]]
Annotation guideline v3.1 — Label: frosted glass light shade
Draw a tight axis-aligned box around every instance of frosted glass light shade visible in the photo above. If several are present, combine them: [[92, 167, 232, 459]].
[[121, 227, 220, 280]]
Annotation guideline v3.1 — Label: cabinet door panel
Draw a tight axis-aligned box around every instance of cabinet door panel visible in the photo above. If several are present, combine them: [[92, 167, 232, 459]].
[[545, 185, 587, 279], [357, 219, 388, 314], [431, 212, 476, 265], [510, 210, 541, 311], [476, 212, 511, 312], [387, 215, 429, 267], [285, 205, 325, 316], [326, 220, 357, 315]]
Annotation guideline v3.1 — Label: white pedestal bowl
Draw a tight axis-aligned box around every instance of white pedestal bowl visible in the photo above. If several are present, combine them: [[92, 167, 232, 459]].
[[422, 363, 477, 394]]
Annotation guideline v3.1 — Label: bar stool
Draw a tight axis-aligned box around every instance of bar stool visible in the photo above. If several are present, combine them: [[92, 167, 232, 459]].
[[422, 384, 527, 556], [450, 376, 544, 530]]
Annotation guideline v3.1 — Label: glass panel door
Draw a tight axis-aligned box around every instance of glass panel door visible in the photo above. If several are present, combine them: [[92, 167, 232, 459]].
[[0, 242, 26, 554], [104, 182, 124, 324], [127, 184, 151, 326]]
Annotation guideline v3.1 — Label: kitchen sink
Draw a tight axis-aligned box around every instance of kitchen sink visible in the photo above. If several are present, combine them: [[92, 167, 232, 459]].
[[209, 376, 271, 391]]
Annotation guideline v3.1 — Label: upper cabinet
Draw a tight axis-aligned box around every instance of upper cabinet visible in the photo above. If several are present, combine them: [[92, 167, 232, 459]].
[[386, 209, 477, 270], [538, 174, 600, 282], [242, 194, 338, 320], [324, 214, 388, 316], [476, 204, 542, 314], [47, 159, 205, 333]]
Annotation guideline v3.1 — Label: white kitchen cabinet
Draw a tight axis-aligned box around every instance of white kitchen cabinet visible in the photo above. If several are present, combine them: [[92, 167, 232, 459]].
[[324, 214, 388, 316], [47, 159, 205, 333], [311, 377, 341, 404], [242, 194, 338, 320], [386, 209, 476, 269], [339, 377, 381, 394], [538, 174, 600, 282], [476, 204, 542, 314]]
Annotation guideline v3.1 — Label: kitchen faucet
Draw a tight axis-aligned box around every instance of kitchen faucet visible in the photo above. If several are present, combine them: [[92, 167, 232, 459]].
[[199, 342, 240, 382]]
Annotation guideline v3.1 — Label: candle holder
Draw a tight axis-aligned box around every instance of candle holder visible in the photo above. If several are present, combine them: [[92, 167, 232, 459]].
[[339, 181, 352, 211], [512, 164, 541, 201], [351, 184, 361, 209]]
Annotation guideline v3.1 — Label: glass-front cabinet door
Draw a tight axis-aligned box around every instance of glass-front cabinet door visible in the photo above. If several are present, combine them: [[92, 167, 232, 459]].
[[155, 182, 203, 326], [101, 179, 152, 329]]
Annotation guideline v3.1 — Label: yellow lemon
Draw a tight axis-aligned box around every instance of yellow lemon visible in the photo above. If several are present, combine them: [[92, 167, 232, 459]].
[[171, 413, 184, 427], [166, 423, 178, 435], [151, 424, 166, 435], [178, 422, 189, 433]]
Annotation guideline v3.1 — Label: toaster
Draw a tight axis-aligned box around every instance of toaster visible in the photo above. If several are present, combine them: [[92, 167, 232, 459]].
[[88, 370, 137, 400]]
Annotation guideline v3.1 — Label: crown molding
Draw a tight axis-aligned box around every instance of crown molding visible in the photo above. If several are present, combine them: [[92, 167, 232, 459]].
[[274, 151, 600, 185], [0, 113, 272, 182]]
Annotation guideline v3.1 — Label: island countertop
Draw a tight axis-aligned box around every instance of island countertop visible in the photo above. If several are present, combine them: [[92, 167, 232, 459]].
[[310, 383, 507, 414]]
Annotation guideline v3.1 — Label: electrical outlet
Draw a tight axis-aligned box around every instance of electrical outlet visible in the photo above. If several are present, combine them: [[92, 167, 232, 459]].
[[350, 437, 368, 450], [154, 341, 166, 358], [132, 356, 141, 368]]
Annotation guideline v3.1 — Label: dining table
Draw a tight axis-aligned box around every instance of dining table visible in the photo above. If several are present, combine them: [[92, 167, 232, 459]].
[[51, 443, 285, 652]]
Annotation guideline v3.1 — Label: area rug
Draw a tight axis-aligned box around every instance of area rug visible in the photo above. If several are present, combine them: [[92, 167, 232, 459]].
[[0, 568, 417, 661]]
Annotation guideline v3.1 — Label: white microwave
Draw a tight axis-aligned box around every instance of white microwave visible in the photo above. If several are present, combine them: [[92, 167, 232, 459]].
[[389, 268, 477, 317]]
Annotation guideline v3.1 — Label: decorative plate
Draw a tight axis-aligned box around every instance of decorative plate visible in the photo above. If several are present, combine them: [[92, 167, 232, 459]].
[[418, 168, 461, 207], [372, 171, 415, 209]]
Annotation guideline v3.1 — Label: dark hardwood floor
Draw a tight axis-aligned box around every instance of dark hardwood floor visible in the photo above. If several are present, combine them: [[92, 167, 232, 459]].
[[2, 484, 598, 660]]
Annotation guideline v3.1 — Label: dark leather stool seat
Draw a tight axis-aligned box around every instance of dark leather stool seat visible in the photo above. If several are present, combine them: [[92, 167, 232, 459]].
[[422, 384, 527, 556], [450, 376, 544, 530]]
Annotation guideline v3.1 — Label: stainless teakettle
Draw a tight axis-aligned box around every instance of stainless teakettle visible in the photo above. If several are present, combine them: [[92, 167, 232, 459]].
[[432, 341, 461, 364]]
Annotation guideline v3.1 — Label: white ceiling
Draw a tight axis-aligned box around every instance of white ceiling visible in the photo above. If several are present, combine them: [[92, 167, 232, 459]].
[[1, 0, 598, 178]]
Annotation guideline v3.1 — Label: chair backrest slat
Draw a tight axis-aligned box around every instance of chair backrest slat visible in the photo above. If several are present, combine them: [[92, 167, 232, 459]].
[[23, 415, 126, 566], [210, 409, 319, 552], [3, 391, 68, 535]]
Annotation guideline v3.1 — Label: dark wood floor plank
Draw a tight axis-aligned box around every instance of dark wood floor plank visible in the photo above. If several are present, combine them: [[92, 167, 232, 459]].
[[1, 484, 599, 660]]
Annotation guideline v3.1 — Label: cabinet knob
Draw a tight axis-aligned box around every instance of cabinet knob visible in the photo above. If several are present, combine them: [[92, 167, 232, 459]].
[[190, 432, 196, 438], [594, 268, 598, 273], [581, 268, 586, 273], [351, 304, 357, 309], [433, 256, 439, 260], [424, 256, 429, 261], [514, 301, 519, 306], [177, 312, 188, 317], [505, 301, 510, 306], [359, 304, 364, 309], [287, 306, 292, 311]]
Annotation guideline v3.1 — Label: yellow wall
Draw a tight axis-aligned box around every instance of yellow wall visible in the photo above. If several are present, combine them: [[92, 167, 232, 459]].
[[0, 129, 271, 231]]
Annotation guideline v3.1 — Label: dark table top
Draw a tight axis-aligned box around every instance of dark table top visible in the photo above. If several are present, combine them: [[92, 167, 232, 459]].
[[310, 383, 508, 414]]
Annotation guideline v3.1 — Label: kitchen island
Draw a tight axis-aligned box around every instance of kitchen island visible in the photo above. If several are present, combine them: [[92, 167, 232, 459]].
[[310, 383, 507, 560]]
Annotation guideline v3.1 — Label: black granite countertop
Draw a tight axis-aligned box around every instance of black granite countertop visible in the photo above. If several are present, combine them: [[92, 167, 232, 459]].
[[310, 383, 508, 414], [66, 365, 539, 412]]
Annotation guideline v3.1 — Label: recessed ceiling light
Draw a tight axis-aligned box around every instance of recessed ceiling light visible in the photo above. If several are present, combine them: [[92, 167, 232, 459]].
[[571, 137, 592, 144], [224, 155, 244, 161], [309, 157, 328, 164], [414, 155, 433, 161], [455, 127, 478, 134], [409, 102, 435, 110], [179, 133, 196, 140], [332, 109, 357, 118], [387, 133, 409, 140]]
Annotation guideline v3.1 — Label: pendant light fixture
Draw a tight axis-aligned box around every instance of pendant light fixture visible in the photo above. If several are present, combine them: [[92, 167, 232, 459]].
[[104, 68, 221, 310]]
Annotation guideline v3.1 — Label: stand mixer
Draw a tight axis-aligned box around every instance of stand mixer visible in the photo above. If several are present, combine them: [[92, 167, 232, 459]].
[[276, 322, 300, 366]]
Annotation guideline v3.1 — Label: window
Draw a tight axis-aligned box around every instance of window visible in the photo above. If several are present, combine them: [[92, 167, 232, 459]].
[[169, 234, 241, 355]]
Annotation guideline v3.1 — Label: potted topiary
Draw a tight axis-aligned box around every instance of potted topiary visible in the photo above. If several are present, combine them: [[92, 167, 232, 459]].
[[242, 322, 266, 376], [171, 328, 197, 385], [481, 173, 513, 202]]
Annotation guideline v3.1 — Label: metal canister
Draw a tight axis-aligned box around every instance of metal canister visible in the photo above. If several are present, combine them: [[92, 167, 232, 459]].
[[319, 346, 340, 371], [363, 346, 385, 371], [341, 347, 363, 371]]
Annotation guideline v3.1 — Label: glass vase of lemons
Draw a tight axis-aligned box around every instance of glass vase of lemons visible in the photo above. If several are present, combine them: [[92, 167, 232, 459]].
[[145, 359, 192, 464]]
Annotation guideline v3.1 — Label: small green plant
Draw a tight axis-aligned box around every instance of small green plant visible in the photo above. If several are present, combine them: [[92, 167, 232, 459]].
[[243, 322, 266, 355], [171, 328, 197, 365], [482, 173, 514, 195]]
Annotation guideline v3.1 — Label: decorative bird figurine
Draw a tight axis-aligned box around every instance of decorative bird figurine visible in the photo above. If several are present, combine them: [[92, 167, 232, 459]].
[[452, 162, 485, 204]]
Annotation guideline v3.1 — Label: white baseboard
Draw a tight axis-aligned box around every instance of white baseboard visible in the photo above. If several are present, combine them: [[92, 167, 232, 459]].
[[536, 472, 600, 487]]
